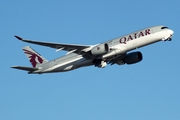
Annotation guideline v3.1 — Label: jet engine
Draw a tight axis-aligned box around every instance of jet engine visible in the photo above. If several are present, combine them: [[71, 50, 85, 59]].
[[91, 43, 109, 56], [124, 52, 143, 64]]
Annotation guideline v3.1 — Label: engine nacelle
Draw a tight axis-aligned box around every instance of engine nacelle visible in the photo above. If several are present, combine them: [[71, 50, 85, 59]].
[[91, 43, 109, 56], [124, 52, 143, 64]]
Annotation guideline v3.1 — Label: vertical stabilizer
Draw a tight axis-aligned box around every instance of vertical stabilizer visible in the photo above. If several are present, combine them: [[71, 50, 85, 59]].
[[22, 46, 48, 67]]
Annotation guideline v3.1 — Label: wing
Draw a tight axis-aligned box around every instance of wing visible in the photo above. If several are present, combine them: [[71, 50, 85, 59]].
[[107, 54, 126, 65], [14, 36, 92, 53]]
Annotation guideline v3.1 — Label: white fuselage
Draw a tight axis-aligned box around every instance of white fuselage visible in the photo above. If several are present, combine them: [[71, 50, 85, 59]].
[[35, 26, 173, 73]]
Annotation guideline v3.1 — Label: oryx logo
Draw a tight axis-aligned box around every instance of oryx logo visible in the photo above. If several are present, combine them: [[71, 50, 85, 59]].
[[23, 49, 43, 67]]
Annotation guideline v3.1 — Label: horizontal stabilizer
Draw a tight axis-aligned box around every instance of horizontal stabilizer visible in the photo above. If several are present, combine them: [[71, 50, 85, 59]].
[[11, 66, 39, 71]]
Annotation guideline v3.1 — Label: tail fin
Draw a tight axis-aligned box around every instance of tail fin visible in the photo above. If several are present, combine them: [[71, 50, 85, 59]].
[[22, 46, 48, 67]]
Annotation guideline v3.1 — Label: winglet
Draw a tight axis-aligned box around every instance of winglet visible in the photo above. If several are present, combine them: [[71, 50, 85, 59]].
[[14, 35, 23, 40]]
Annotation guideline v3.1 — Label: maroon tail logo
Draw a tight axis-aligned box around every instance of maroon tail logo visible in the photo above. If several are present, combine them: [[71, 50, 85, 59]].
[[23, 49, 43, 67]]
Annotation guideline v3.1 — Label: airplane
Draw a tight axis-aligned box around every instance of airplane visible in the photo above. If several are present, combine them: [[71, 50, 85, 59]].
[[11, 25, 174, 74]]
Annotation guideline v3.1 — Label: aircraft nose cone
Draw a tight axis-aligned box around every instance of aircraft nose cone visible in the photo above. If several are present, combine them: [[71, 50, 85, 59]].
[[168, 29, 174, 35]]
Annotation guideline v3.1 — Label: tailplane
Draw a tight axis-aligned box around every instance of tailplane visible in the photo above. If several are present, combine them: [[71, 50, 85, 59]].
[[22, 46, 48, 67], [11, 66, 40, 74], [11, 66, 39, 71]]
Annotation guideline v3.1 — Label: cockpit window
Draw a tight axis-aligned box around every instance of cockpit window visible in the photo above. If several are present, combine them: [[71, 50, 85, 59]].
[[161, 27, 168, 29]]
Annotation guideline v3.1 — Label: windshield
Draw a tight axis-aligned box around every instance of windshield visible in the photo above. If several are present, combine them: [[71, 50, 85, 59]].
[[161, 27, 168, 29]]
